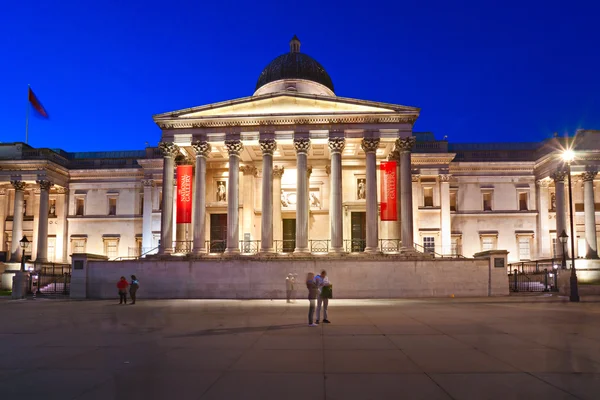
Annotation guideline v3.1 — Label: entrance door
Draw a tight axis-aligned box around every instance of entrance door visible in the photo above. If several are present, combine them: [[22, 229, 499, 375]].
[[282, 219, 296, 252], [351, 212, 366, 252], [210, 214, 227, 253]]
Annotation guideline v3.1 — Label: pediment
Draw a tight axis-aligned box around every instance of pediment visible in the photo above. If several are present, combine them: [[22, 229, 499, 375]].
[[155, 93, 418, 121]]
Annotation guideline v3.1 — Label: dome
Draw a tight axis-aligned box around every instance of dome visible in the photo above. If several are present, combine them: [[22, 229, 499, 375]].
[[255, 36, 334, 94]]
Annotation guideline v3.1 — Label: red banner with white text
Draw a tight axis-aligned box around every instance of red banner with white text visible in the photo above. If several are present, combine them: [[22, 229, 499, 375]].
[[176, 165, 193, 223], [380, 161, 397, 221]]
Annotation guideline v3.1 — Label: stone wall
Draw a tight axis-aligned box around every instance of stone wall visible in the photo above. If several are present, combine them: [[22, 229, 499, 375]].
[[74, 255, 509, 299]]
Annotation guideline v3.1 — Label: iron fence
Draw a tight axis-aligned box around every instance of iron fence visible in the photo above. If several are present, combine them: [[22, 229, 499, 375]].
[[240, 240, 261, 254], [309, 240, 330, 253], [508, 268, 558, 292], [344, 239, 366, 253], [206, 240, 226, 253], [173, 241, 193, 254], [29, 263, 72, 297], [507, 259, 560, 275], [274, 240, 296, 253], [379, 239, 401, 253]]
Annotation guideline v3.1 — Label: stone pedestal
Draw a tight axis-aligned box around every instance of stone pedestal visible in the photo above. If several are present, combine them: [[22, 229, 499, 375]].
[[11, 271, 29, 300]]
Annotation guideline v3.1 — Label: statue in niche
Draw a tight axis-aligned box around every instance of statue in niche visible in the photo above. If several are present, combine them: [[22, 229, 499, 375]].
[[216, 181, 226, 202], [550, 192, 556, 211], [357, 179, 366, 200], [310, 192, 321, 208], [49, 201, 56, 217], [23, 200, 27, 216], [281, 189, 289, 207]]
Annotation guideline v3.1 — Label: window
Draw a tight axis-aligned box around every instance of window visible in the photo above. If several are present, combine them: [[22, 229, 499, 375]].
[[518, 237, 531, 260], [519, 192, 528, 211], [47, 237, 56, 262], [481, 236, 496, 251], [450, 192, 457, 211], [76, 198, 85, 216], [104, 239, 119, 259], [139, 194, 144, 215], [483, 193, 492, 211], [423, 187, 434, 207], [552, 237, 558, 258], [423, 236, 435, 253], [71, 238, 86, 253], [451, 236, 461, 256], [108, 198, 117, 216]]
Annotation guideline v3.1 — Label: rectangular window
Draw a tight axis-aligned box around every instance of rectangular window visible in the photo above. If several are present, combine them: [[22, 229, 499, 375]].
[[105, 240, 118, 259], [482, 237, 496, 251], [552, 238, 558, 258], [518, 237, 531, 260], [450, 192, 457, 212], [139, 195, 144, 215], [76, 198, 85, 216], [519, 193, 528, 211], [423, 187, 434, 207], [423, 236, 435, 253], [483, 193, 492, 211], [451, 237, 461, 256], [72, 239, 86, 253], [108, 198, 117, 216]]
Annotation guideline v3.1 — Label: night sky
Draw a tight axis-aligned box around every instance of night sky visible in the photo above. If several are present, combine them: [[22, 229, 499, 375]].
[[2, 0, 599, 152]]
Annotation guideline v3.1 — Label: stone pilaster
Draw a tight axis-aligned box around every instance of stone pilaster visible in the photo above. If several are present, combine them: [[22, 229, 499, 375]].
[[536, 179, 552, 258], [361, 137, 380, 253], [191, 141, 211, 254], [294, 138, 311, 253], [328, 137, 345, 252], [35, 179, 53, 263], [397, 137, 416, 250], [141, 178, 155, 254], [439, 174, 451, 255], [273, 166, 284, 244], [158, 142, 179, 255], [582, 169, 598, 259], [10, 180, 26, 262], [225, 140, 243, 254], [552, 170, 568, 258], [259, 139, 277, 252]]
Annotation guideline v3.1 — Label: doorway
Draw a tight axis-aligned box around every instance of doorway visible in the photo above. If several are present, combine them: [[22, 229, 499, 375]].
[[210, 214, 227, 253], [282, 219, 296, 252], [351, 212, 366, 252]]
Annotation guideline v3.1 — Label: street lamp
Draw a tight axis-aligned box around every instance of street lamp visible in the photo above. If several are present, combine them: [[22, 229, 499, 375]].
[[558, 230, 568, 270], [19, 236, 30, 272], [562, 149, 579, 302]]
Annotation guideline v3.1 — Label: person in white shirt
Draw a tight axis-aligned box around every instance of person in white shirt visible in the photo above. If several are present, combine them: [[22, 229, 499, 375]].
[[314, 270, 331, 324]]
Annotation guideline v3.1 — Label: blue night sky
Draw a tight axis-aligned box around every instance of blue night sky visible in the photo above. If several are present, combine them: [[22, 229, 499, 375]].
[[1, 0, 599, 152]]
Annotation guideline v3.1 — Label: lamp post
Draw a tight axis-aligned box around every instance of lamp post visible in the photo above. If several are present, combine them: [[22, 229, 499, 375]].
[[559, 230, 568, 270], [19, 236, 30, 272], [562, 150, 579, 302]]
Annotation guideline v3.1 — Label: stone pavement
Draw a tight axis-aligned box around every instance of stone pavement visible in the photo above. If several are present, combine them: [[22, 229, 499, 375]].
[[1, 296, 600, 400]]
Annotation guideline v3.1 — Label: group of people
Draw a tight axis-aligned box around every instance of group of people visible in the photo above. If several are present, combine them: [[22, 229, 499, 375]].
[[116, 275, 139, 305], [306, 270, 332, 327]]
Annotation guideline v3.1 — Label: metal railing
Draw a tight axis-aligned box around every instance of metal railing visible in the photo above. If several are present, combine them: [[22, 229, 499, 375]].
[[413, 243, 464, 258], [206, 240, 226, 253], [344, 239, 366, 253], [173, 241, 193, 254], [379, 239, 402, 253], [240, 240, 261, 254], [28, 263, 72, 297], [507, 259, 561, 275], [309, 240, 329, 253], [508, 268, 558, 292], [274, 240, 296, 253]]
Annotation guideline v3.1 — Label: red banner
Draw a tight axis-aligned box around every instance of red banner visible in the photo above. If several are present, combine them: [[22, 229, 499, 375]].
[[176, 165, 193, 223], [380, 161, 397, 221]]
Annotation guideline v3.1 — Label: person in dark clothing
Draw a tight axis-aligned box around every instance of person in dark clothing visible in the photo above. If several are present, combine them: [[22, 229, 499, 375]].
[[117, 276, 129, 304], [129, 275, 139, 305], [306, 272, 318, 327]]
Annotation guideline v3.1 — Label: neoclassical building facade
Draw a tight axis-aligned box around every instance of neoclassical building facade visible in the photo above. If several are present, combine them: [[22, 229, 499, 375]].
[[1, 37, 599, 265]]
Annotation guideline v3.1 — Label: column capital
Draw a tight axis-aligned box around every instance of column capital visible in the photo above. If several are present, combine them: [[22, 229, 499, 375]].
[[56, 187, 69, 194], [582, 169, 598, 182], [387, 149, 400, 161], [396, 137, 416, 153], [259, 139, 277, 155], [361, 138, 380, 154], [439, 174, 451, 182], [240, 165, 258, 176], [536, 178, 551, 188], [328, 137, 346, 154], [294, 138, 311, 154], [36, 180, 53, 191], [158, 142, 180, 157], [273, 166, 285, 178], [412, 174, 421, 183], [551, 170, 568, 182], [225, 139, 243, 156], [191, 140, 211, 158], [10, 180, 26, 191], [142, 179, 155, 187]]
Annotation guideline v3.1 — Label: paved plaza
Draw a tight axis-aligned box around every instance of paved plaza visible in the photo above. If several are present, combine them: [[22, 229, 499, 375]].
[[1, 296, 600, 399]]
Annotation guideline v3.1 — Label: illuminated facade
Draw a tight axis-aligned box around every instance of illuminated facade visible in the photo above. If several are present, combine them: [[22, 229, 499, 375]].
[[1, 37, 599, 265]]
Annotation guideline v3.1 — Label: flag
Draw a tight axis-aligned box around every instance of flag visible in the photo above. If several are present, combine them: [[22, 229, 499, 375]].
[[28, 87, 48, 118]]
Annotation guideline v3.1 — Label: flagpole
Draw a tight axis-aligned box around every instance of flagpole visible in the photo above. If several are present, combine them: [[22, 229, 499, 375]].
[[25, 84, 30, 144]]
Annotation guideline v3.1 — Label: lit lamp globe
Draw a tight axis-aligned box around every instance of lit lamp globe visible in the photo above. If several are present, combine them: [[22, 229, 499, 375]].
[[562, 149, 575, 163]]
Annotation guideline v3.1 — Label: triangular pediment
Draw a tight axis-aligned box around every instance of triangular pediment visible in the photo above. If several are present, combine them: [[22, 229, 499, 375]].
[[154, 92, 418, 121]]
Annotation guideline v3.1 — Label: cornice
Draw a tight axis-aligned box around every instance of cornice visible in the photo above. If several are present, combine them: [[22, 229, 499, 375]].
[[411, 154, 456, 165]]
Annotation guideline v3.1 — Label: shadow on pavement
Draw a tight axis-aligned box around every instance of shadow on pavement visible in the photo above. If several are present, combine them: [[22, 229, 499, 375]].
[[167, 324, 306, 338]]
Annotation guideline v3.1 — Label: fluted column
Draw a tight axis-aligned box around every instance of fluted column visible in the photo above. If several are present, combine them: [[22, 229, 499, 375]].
[[552, 170, 568, 258], [294, 138, 311, 253], [10, 180, 26, 262], [141, 179, 155, 253], [582, 169, 598, 259], [362, 138, 380, 253], [158, 142, 179, 255], [329, 137, 345, 252], [190, 141, 211, 254], [225, 140, 243, 254], [259, 139, 277, 252], [273, 166, 284, 245], [35, 179, 53, 263], [439, 174, 451, 255], [536, 179, 551, 258], [397, 137, 416, 250]]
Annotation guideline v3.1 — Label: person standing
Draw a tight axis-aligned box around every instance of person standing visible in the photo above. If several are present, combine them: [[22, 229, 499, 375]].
[[315, 270, 331, 324], [117, 276, 129, 305], [286, 273, 296, 303], [129, 275, 139, 305], [306, 272, 318, 327]]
